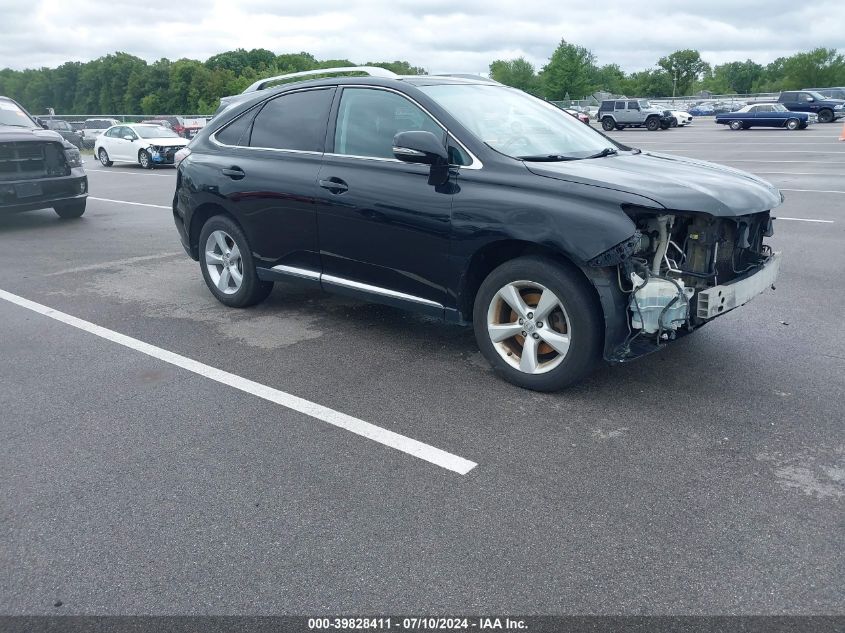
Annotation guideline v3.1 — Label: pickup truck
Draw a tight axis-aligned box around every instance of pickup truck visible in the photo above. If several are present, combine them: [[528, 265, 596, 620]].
[[777, 90, 845, 123]]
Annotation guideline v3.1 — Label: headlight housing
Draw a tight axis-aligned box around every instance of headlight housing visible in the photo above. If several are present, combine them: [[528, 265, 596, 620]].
[[63, 146, 83, 168]]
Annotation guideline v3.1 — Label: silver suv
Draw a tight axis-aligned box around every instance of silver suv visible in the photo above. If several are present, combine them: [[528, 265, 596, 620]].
[[598, 99, 672, 131]]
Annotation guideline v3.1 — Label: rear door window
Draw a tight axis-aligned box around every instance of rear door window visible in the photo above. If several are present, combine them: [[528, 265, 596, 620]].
[[248, 88, 335, 152]]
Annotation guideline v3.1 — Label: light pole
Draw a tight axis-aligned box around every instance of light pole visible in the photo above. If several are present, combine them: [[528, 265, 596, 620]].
[[672, 70, 678, 104]]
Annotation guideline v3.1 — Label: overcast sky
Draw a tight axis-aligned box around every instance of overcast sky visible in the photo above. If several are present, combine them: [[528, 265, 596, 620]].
[[1, 0, 843, 73]]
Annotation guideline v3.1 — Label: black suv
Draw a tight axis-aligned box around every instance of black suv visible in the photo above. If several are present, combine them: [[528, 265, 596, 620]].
[[173, 68, 783, 391], [1, 96, 88, 219]]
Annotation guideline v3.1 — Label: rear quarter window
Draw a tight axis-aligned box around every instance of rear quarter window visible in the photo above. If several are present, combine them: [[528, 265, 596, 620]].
[[248, 88, 335, 152]]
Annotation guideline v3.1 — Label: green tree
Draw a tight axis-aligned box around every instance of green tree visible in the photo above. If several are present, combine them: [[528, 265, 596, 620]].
[[780, 48, 845, 89], [657, 49, 710, 96], [489, 57, 538, 93], [591, 63, 626, 94], [540, 40, 597, 100]]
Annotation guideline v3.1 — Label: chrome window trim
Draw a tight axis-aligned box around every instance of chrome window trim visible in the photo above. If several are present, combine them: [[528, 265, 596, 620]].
[[210, 86, 335, 153], [210, 84, 483, 170], [332, 85, 483, 170]]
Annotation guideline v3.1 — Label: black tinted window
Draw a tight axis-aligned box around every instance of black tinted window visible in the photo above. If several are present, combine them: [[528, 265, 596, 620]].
[[627, 100, 639, 110], [249, 89, 334, 151], [215, 110, 255, 146], [334, 88, 442, 159], [614, 101, 625, 110]]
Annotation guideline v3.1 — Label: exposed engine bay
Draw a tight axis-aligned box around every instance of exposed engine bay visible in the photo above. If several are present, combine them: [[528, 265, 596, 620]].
[[611, 209, 779, 359]]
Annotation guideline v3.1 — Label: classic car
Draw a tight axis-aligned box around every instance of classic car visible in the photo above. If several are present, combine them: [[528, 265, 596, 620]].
[[715, 104, 814, 130]]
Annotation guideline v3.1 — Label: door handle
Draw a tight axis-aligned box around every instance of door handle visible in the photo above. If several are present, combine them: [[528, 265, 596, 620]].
[[222, 166, 245, 179], [318, 177, 348, 194]]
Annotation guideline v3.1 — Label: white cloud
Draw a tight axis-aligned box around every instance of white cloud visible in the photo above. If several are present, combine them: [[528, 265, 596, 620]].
[[0, 0, 842, 72]]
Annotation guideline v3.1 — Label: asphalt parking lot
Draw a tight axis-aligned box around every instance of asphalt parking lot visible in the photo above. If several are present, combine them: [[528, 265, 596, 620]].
[[1, 120, 843, 615]]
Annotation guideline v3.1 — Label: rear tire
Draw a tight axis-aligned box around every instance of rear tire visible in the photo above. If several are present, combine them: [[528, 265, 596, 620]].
[[646, 117, 660, 131], [729, 120, 743, 131], [198, 215, 273, 308], [54, 200, 86, 219], [472, 256, 603, 391], [601, 117, 615, 131]]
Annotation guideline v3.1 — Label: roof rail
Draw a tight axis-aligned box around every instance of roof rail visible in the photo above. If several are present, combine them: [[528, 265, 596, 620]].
[[243, 66, 399, 93], [430, 74, 501, 84]]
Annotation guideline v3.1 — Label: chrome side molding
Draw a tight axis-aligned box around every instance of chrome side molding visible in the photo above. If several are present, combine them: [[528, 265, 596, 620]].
[[269, 265, 443, 308]]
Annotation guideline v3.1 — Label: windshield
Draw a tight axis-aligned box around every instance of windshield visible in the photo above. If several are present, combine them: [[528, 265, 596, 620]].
[[807, 91, 826, 101], [134, 125, 179, 139], [638, 100, 652, 109], [772, 104, 788, 112], [0, 99, 36, 127], [418, 84, 616, 160], [50, 120, 71, 130]]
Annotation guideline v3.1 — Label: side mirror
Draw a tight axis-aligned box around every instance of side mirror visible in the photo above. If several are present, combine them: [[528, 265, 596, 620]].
[[123, 135, 135, 141], [392, 131, 448, 165], [36, 118, 48, 129]]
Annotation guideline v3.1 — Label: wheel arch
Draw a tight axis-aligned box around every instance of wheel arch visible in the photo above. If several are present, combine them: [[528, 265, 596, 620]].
[[187, 202, 244, 260], [456, 239, 600, 321], [457, 239, 626, 361]]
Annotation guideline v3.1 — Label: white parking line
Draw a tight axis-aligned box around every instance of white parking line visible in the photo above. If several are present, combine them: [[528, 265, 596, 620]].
[[780, 188, 845, 194], [86, 168, 174, 177], [775, 217, 835, 223], [89, 196, 170, 209], [0, 288, 477, 476]]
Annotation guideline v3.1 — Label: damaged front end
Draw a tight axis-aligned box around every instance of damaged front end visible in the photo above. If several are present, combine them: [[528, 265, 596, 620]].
[[595, 207, 781, 361]]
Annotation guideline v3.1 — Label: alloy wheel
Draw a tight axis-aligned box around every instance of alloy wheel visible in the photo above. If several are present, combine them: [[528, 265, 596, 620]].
[[204, 230, 244, 295], [486, 280, 572, 375]]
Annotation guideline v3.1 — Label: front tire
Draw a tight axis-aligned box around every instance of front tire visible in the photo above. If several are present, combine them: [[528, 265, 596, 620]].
[[138, 149, 153, 169], [786, 118, 800, 130], [198, 215, 273, 308], [54, 200, 86, 219], [98, 148, 112, 166], [646, 117, 661, 131], [473, 256, 603, 391]]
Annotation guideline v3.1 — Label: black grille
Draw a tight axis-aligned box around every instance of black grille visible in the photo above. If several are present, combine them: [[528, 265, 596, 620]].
[[0, 142, 69, 180]]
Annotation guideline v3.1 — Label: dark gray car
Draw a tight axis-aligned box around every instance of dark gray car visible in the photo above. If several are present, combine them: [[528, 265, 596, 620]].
[[40, 119, 83, 148]]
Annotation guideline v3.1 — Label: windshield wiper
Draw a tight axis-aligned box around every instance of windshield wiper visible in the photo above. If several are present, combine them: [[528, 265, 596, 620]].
[[516, 154, 582, 162], [584, 147, 619, 159]]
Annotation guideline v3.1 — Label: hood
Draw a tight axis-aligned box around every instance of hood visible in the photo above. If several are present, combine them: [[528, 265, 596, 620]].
[[145, 137, 189, 146], [526, 151, 783, 217], [0, 125, 66, 144]]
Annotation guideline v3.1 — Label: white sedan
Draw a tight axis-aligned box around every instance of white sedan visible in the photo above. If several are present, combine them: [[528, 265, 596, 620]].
[[94, 123, 189, 169], [671, 110, 693, 126]]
